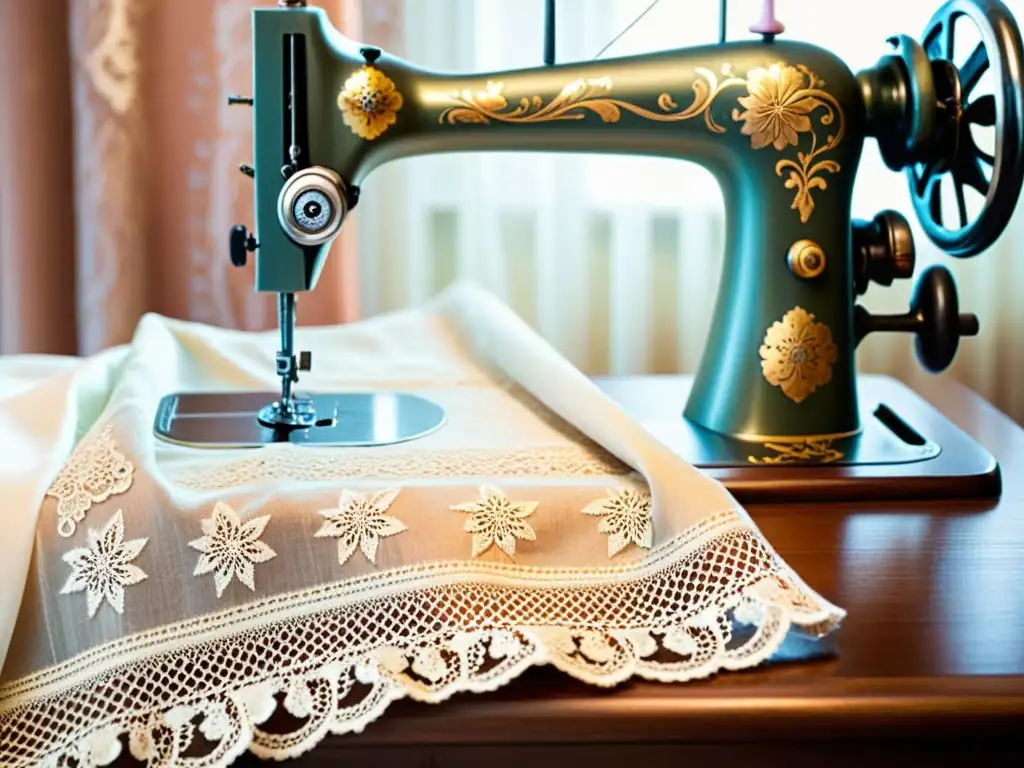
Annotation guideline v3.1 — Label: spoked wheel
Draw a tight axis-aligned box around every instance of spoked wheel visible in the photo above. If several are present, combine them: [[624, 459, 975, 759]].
[[907, 0, 1024, 257]]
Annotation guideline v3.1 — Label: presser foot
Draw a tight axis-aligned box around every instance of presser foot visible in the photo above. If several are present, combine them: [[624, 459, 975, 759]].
[[256, 396, 318, 430], [153, 391, 446, 448]]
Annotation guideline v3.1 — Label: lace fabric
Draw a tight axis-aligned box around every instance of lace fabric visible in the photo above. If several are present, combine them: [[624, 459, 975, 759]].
[[46, 425, 134, 538], [168, 444, 629, 490], [0, 284, 845, 767], [0, 512, 840, 767]]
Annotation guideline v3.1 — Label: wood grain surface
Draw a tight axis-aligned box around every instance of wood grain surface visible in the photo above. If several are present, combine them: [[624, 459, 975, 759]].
[[225, 374, 1024, 763], [114, 370, 1015, 765]]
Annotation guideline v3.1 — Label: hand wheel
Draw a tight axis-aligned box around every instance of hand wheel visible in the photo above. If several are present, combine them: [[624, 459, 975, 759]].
[[906, 0, 1024, 257]]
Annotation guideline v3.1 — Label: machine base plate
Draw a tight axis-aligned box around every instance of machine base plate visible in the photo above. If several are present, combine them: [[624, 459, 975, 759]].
[[596, 374, 1001, 503], [154, 391, 446, 448]]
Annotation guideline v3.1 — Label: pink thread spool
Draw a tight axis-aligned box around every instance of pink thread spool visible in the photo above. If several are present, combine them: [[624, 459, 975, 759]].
[[750, 0, 785, 38]]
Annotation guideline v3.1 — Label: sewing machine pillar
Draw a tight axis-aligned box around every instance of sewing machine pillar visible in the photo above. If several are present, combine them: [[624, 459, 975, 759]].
[[683, 167, 861, 441]]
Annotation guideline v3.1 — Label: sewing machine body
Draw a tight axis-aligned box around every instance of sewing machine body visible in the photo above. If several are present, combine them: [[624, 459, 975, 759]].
[[156, 0, 1024, 500], [253, 6, 870, 441]]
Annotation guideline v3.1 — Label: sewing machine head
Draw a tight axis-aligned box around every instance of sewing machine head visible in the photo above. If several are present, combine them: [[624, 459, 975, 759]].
[[158, 0, 1024, 491]]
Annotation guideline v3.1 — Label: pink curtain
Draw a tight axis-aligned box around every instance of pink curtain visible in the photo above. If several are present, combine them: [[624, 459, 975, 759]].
[[0, 0, 369, 356]]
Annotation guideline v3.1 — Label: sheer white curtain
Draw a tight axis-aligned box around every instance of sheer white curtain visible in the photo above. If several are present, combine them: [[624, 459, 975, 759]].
[[355, 0, 1024, 422]]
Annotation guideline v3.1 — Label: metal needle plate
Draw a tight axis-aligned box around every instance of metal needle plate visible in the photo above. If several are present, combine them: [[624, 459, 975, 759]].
[[153, 391, 446, 448]]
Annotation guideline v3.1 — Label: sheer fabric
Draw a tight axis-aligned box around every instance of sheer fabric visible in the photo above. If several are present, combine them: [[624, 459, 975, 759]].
[[0, 284, 843, 766]]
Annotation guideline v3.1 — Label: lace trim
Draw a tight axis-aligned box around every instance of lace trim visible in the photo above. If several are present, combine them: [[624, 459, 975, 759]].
[[1, 508, 744, 698], [46, 425, 134, 538], [166, 445, 631, 490], [59, 510, 148, 620], [582, 486, 653, 557], [189, 503, 277, 599], [451, 486, 539, 560], [0, 513, 844, 767], [314, 490, 407, 566]]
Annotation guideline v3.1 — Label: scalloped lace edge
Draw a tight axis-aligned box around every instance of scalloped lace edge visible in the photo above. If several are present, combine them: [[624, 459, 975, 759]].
[[30, 580, 842, 768]]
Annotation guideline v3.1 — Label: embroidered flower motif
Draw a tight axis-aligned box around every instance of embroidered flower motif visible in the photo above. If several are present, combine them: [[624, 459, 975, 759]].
[[283, 677, 315, 719], [81, 725, 123, 766], [315, 489, 407, 566], [60, 509, 148, 618], [451, 486, 538, 559], [488, 630, 526, 660], [582, 486, 654, 557], [622, 629, 659, 659], [663, 625, 699, 656], [337, 66, 403, 140], [735, 63, 822, 151], [46, 424, 134, 538], [759, 306, 838, 403], [189, 502, 277, 598], [578, 632, 618, 663], [233, 681, 278, 728], [411, 646, 449, 683]]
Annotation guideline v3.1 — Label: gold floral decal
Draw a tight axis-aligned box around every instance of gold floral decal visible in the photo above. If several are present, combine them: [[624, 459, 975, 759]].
[[189, 502, 277, 598], [46, 424, 134, 538], [315, 489, 407, 566], [760, 306, 838, 403], [438, 61, 844, 222], [451, 486, 538, 560], [338, 66, 403, 140], [582, 486, 653, 558], [60, 509, 148, 619], [733, 63, 844, 222], [748, 440, 844, 465]]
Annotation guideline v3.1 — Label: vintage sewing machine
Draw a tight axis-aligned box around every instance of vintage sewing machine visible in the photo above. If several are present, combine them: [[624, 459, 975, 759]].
[[155, 0, 1024, 502]]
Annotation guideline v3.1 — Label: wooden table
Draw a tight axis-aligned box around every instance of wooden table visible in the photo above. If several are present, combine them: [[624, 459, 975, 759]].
[[242, 374, 1024, 765]]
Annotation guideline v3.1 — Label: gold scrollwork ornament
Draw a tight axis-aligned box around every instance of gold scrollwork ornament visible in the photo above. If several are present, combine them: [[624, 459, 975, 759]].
[[748, 440, 844, 465], [438, 61, 844, 222], [760, 306, 838, 404], [338, 65, 403, 140], [438, 69, 746, 131]]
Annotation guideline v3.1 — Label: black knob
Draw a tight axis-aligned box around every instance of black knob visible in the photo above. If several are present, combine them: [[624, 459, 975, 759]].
[[229, 225, 258, 268], [853, 210, 916, 294], [228, 95, 254, 106], [360, 47, 382, 64], [855, 265, 978, 373], [239, 164, 255, 179]]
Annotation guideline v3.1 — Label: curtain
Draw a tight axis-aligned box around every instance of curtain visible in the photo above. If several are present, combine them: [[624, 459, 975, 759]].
[[354, 0, 1024, 424], [0, 0, 362, 357]]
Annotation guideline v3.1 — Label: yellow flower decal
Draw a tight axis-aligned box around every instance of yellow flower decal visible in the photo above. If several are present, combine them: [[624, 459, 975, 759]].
[[759, 306, 838, 404], [735, 63, 821, 150], [338, 66, 403, 140], [731, 63, 844, 222]]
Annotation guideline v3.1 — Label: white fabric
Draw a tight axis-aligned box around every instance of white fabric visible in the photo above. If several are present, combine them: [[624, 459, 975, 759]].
[[0, 283, 843, 767], [0, 350, 129, 667]]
